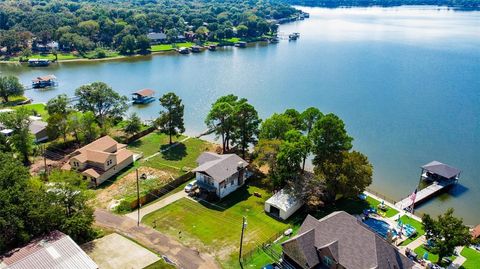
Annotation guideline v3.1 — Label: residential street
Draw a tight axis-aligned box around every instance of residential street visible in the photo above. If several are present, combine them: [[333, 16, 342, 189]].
[[94, 209, 221, 269]]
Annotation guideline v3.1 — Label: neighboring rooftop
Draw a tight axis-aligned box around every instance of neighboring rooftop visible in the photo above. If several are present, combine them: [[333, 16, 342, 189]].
[[472, 224, 480, 239], [133, 89, 155, 97], [29, 120, 47, 135], [146, 32, 166, 40], [422, 161, 461, 179], [193, 152, 248, 182], [282, 211, 414, 269], [32, 75, 56, 82], [0, 231, 97, 269], [266, 189, 301, 212]]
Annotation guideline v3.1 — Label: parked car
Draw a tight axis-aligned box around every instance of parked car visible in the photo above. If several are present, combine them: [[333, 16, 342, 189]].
[[474, 244, 480, 251], [184, 180, 198, 193]]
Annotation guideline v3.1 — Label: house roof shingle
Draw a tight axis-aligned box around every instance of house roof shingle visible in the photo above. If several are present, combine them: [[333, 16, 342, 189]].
[[193, 152, 248, 182], [282, 211, 414, 269]]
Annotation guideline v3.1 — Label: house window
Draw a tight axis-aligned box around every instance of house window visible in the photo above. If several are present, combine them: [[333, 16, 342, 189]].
[[107, 159, 112, 166], [73, 161, 79, 167], [322, 256, 333, 267], [231, 179, 234, 186]]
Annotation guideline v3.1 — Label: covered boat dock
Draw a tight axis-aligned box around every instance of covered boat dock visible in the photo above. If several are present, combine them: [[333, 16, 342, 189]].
[[132, 89, 155, 104], [395, 161, 461, 210]]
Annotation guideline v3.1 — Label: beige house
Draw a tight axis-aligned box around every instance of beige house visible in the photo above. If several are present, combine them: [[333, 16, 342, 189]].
[[62, 136, 134, 186]]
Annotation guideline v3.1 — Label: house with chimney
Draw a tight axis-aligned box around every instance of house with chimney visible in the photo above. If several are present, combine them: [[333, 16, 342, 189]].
[[192, 152, 249, 199], [62, 136, 134, 186], [282, 211, 414, 269]]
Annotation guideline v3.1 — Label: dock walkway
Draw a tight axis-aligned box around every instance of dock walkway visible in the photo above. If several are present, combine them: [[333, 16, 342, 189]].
[[395, 179, 454, 209]]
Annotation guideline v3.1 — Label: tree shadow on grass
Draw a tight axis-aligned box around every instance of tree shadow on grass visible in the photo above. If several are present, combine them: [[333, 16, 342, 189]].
[[160, 143, 187, 161], [128, 139, 143, 148], [198, 184, 252, 212]]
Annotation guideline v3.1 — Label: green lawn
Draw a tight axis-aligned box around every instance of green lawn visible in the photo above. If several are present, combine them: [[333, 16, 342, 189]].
[[0, 95, 27, 107], [142, 184, 289, 269], [460, 247, 480, 269], [399, 215, 425, 246], [129, 132, 214, 173], [128, 132, 182, 157], [150, 42, 194, 52], [365, 195, 399, 218], [14, 103, 48, 119]]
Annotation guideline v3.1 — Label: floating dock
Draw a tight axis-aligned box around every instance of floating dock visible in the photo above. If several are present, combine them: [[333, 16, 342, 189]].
[[395, 161, 461, 210]]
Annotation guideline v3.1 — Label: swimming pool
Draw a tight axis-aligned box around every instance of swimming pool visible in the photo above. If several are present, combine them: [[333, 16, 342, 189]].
[[363, 218, 396, 239]]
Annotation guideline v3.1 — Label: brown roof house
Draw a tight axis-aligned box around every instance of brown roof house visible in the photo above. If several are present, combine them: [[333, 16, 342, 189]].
[[0, 231, 97, 269], [192, 152, 249, 199], [281, 211, 414, 269], [62, 136, 134, 186], [471, 224, 480, 239]]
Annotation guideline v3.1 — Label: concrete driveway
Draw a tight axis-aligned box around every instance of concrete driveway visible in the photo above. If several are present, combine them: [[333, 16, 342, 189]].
[[82, 233, 160, 269]]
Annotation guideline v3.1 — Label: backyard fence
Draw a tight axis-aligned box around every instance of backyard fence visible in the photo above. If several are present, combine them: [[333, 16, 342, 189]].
[[125, 126, 156, 144], [241, 229, 286, 263], [365, 187, 398, 205], [128, 171, 194, 210]]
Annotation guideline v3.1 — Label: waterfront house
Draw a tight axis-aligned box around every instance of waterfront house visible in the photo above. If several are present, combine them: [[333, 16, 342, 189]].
[[0, 112, 48, 143], [0, 230, 98, 269], [132, 89, 155, 104], [193, 152, 249, 199], [471, 224, 480, 239], [32, 75, 57, 88], [62, 136, 134, 187], [34, 41, 59, 53], [29, 120, 48, 143], [265, 188, 303, 220], [281, 211, 414, 269], [146, 32, 167, 44]]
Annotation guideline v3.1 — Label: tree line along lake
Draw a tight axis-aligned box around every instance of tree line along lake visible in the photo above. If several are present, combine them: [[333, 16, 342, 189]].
[[1, 6, 479, 224]]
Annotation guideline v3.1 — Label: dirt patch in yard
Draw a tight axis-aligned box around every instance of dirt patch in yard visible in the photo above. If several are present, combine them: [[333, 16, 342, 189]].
[[93, 166, 174, 210]]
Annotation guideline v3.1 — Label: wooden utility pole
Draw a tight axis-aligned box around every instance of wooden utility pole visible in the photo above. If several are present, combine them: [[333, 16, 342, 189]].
[[136, 169, 140, 226], [43, 145, 48, 179], [239, 216, 247, 269]]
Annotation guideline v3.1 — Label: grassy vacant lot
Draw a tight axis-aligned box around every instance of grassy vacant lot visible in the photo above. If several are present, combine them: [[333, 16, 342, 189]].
[[128, 132, 215, 174], [14, 103, 48, 119], [142, 183, 289, 269], [399, 215, 425, 246], [150, 42, 194, 52], [366, 195, 399, 218], [0, 96, 27, 108], [460, 247, 480, 269]]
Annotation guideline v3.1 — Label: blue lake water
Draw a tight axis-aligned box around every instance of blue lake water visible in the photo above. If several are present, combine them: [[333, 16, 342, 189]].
[[1, 6, 479, 224]]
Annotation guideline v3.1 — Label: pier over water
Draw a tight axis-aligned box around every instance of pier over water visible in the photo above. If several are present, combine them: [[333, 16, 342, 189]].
[[395, 161, 461, 210]]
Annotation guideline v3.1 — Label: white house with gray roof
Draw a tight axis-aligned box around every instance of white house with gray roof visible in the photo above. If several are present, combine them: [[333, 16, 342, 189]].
[[193, 152, 249, 199]]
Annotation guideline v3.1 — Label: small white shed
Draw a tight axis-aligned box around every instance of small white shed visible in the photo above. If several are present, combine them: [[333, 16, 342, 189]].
[[265, 189, 303, 220]]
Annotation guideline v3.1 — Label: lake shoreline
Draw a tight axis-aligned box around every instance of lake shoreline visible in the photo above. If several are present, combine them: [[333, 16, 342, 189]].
[[0, 40, 274, 65]]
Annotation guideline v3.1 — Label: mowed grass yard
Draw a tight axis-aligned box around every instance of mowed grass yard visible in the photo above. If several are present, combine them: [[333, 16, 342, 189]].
[[460, 247, 480, 269], [399, 215, 425, 246], [365, 195, 399, 218], [128, 132, 215, 175], [142, 183, 289, 269]]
